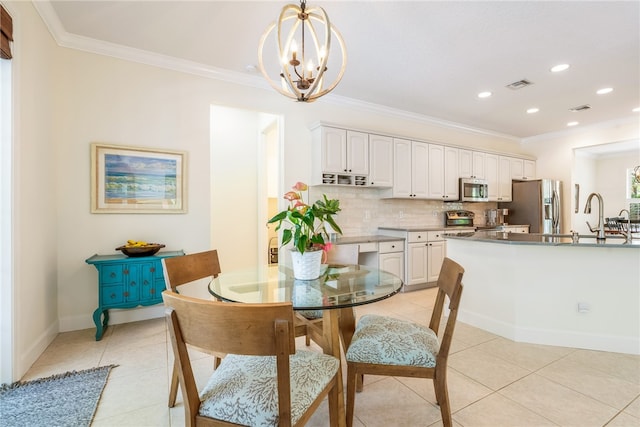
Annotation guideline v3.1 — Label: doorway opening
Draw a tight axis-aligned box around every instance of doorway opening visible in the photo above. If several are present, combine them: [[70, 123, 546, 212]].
[[209, 106, 282, 269]]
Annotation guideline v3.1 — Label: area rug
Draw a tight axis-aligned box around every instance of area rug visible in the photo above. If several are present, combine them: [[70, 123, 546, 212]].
[[0, 365, 117, 427]]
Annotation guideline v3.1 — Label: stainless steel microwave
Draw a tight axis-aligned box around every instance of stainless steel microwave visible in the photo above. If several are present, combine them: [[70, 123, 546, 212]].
[[460, 178, 489, 202]]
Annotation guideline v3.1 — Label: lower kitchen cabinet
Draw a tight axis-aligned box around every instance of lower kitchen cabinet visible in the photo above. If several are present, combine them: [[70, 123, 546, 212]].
[[85, 250, 184, 340], [379, 228, 447, 291], [378, 240, 404, 280]]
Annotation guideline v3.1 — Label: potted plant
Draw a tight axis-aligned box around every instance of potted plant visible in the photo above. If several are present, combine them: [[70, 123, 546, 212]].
[[268, 182, 342, 279]]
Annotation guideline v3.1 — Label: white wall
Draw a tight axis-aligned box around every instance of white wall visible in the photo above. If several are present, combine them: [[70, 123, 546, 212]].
[[8, 0, 640, 380], [523, 121, 640, 233], [8, 1, 59, 379]]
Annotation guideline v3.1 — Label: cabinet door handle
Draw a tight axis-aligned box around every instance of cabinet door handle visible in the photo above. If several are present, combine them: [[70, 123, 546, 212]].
[[123, 292, 129, 297], [130, 281, 136, 286], [150, 267, 155, 273], [110, 272, 116, 278], [110, 293, 116, 299], [123, 269, 129, 275], [143, 280, 149, 285]]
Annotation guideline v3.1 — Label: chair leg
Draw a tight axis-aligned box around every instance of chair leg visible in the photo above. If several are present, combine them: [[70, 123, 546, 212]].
[[346, 363, 358, 427], [305, 334, 311, 346], [433, 376, 453, 427], [168, 360, 179, 407], [170, 356, 221, 407]]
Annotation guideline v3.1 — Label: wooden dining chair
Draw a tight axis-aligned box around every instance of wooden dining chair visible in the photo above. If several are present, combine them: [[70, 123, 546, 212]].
[[161, 249, 223, 408], [344, 257, 465, 427], [162, 291, 341, 427], [297, 244, 360, 347]]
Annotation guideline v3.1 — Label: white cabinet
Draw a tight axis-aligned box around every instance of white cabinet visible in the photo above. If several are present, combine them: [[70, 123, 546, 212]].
[[510, 157, 536, 181], [312, 125, 369, 186], [502, 225, 530, 233], [498, 156, 512, 202], [379, 228, 446, 291], [346, 130, 369, 175], [485, 154, 512, 202], [378, 240, 404, 280], [427, 144, 459, 201], [390, 139, 429, 198], [368, 134, 393, 187], [459, 150, 485, 179]]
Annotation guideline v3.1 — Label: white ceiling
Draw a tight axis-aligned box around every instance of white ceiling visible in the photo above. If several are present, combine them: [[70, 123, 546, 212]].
[[39, 1, 640, 140]]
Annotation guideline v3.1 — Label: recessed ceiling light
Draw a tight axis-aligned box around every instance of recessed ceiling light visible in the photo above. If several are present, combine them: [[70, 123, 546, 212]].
[[477, 91, 492, 99], [633, 107, 640, 113], [567, 121, 579, 127], [551, 64, 570, 73], [596, 87, 613, 95], [526, 108, 539, 114]]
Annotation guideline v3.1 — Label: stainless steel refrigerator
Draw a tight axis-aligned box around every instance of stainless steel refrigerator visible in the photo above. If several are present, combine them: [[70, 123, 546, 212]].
[[499, 179, 562, 234]]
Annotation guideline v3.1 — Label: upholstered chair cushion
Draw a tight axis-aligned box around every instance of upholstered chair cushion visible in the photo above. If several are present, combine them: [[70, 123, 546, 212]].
[[346, 314, 440, 367], [198, 350, 339, 426]]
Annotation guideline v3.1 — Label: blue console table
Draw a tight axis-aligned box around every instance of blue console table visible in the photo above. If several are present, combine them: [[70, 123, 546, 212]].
[[85, 250, 184, 340]]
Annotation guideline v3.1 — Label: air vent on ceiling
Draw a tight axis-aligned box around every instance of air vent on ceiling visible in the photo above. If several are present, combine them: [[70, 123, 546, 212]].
[[569, 104, 592, 112], [505, 79, 533, 90]]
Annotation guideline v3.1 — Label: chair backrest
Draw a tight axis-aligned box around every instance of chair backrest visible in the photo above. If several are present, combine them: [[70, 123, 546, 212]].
[[325, 244, 360, 265], [162, 291, 297, 424], [428, 257, 464, 364], [161, 249, 221, 292]]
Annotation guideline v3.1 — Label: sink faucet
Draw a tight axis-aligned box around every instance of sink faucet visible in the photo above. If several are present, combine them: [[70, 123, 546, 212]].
[[618, 209, 633, 242], [584, 192, 606, 240]]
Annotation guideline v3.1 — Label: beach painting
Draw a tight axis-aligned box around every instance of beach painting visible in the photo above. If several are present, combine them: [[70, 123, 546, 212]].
[[91, 143, 186, 213]]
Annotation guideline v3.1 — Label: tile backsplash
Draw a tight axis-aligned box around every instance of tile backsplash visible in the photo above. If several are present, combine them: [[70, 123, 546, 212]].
[[309, 186, 496, 237]]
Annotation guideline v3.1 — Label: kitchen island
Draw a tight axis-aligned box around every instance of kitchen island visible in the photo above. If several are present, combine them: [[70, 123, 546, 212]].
[[445, 231, 640, 355]]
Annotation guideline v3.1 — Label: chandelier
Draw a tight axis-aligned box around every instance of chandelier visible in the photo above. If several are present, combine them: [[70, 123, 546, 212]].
[[258, 0, 347, 102]]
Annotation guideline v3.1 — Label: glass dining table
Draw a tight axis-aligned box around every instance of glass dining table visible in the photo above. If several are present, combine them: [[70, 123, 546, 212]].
[[208, 263, 403, 427]]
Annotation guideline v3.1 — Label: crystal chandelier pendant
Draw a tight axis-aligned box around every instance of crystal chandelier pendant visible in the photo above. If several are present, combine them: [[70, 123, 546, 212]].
[[258, 0, 347, 102]]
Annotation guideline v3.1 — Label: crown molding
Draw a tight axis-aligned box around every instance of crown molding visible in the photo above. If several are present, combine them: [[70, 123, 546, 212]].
[[522, 116, 640, 145], [34, 0, 521, 142]]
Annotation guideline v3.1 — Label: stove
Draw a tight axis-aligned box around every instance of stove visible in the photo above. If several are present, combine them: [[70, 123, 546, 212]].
[[445, 210, 475, 227]]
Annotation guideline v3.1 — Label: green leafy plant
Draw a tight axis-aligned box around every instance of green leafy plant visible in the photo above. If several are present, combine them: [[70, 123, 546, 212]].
[[268, 182, 342, 254]]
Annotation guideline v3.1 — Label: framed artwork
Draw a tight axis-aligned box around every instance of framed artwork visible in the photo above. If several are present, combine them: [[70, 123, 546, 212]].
[[91, 143, 187, 213]]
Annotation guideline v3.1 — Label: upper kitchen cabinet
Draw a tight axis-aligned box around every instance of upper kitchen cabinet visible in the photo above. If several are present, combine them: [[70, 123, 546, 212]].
[[459, 149, 486, 179], [368, 134, 393, 187], [312, 125, 369, 186], [510, 157, 536, 181], [387, 138, 429, 198], [427, 144, 459, 201], [485, 154, 512, 202]]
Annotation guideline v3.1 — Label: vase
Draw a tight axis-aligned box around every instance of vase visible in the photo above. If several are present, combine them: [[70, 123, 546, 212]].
[[290, 249, 324, 280]]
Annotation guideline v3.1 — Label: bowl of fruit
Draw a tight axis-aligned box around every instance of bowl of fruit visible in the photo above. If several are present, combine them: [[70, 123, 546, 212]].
[[116, 240, 165, 257]]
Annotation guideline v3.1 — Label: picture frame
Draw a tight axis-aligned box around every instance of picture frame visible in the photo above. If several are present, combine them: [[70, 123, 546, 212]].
[[91, 143, 187, 213]]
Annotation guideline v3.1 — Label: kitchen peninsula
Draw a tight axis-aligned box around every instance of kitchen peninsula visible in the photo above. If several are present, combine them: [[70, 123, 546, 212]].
[[445, 231, 640, 355]]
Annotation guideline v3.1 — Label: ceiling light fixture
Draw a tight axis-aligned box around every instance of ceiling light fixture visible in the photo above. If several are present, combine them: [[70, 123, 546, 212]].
[[550, 64, 570, 72], [567, 121, 579, 127], [596, 87, 613, 95], [526, 107, 539, 114], [477, 91, 492, 99], [633, 107, 640, 113], [257, 0, 347, 102]]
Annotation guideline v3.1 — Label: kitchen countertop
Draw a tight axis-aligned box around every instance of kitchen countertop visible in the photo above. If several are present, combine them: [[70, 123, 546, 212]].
[[333, 234, 405, 245], [378, 226, 476, 232], [446, 230, 640, 247]]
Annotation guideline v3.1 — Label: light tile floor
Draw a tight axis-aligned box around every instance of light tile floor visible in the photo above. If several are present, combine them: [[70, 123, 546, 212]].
[[22, 288, 640, 426]]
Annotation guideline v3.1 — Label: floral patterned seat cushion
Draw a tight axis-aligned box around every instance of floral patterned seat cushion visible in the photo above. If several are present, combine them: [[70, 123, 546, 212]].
[[346, 314, 440, 367], [198, 350, 339, 426]]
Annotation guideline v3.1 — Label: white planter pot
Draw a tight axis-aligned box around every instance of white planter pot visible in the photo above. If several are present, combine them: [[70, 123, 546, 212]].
[[290, 249, 324, 280]]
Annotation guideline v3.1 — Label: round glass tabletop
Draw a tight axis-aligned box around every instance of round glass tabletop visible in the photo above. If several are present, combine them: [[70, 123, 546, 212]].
[[208, 264, 403, 310]]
